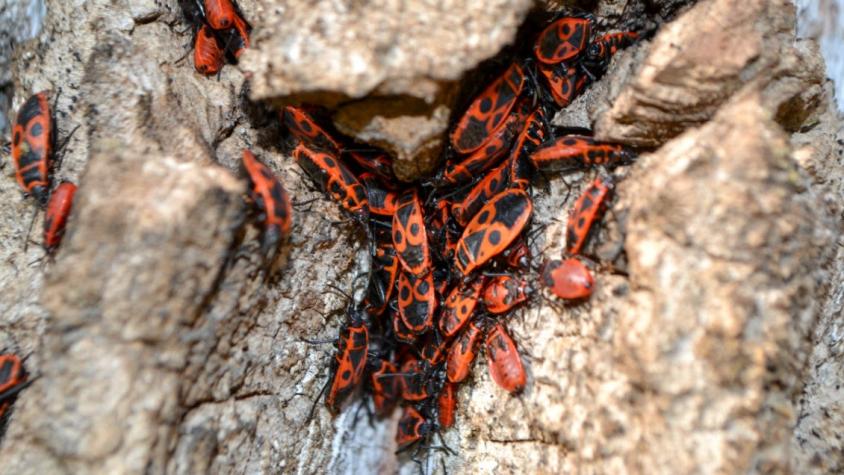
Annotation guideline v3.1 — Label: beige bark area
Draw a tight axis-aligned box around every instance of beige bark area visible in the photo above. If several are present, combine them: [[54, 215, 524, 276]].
[[0, 0, 842, 474]]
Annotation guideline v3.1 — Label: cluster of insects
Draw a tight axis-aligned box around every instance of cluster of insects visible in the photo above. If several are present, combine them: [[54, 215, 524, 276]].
[[2, 88, 80, 430], [253, 13, 639, 464], [178, 0, 251, 76], [3, 5, 638, 466]]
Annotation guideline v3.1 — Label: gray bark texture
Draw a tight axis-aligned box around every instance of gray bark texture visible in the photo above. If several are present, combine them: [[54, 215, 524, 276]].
[[0, 0, 842, 473]]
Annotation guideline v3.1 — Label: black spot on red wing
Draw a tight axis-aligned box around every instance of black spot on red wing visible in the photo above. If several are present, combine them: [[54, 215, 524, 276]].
[[563, 138, 577, 146], [341, 369, 352, 382], [477, 210, 490, 224], [409, 223, 419, 236], [329, 181, 342, 195], [580, 196, 594, 211], [400, 285, 410, 300], [577, 217, 585, 228], [479, 97, 493, 113], [29, 122, 43, 137], [298, 119, 313, 133], [488, 230, 501, 246], [13, 131, 21, 146], [394, 229, 403, 245], [16, 95, 46, 127], [416, 278, 429, 295]]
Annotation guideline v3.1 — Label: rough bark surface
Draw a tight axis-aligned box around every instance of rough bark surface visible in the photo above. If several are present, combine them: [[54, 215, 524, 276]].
[[0, 0, 842, 474]]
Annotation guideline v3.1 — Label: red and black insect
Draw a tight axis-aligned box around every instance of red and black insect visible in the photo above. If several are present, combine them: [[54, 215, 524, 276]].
[[450, 62, 527, 155], [566, 175, 613, 255], [482, 275, 532, 314], [446, 320, 484, 383], [282, 106, 342, 155], [193, 24, 226, 75], [292, 142, 368, 220], [242, 149, 293, 258], [581, 31, 639, 77], [437, 382, 457, 429], [396, 406, 431, 450], [439, 277, 485, 338], [325, 307, 370, 413], [534, 17, 592, 64], [541, 257, 595, 300], [11, 92, 54, 206], [530, 135, 635, 171], [370, 359, 400, 416], [0, 353, 31, 422], [396, 270, 436, 334], [392, 189, 431, 276], [485, 322, 526, 393], [454, 189, 534, 276], [43, 181, 77, 253]]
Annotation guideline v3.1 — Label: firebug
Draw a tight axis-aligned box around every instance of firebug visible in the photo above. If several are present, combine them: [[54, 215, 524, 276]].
[[11, 92, 54, 206], [392, 189, 430, 276], [325, 307, 369, 413], [566, 175, 613, 255], [534, 17, 592, 64], [485, 322, 526, 393], [541, 257, 594, 300], [43, 181, 77, 253], [446, 320, 484, 383], [454, 189, 533, 276], [292, 142, 368, 220], [450, 62, 526, 155], [530, 135, 635, 171], [193, 24, 226, 75], [437, 382, 457, 429], [242, 149, 293, 258]]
